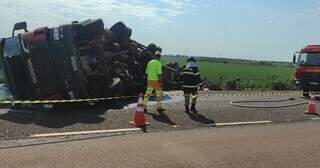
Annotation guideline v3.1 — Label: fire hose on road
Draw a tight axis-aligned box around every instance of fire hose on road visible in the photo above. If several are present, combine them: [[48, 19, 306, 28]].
[[230, 97, 311, 108]]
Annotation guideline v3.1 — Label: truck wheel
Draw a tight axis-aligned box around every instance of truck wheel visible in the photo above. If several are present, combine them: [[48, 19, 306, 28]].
[[109, 22, 132, 42]]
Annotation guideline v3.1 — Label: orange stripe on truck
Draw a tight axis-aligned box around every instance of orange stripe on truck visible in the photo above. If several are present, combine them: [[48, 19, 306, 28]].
[[305, 69, 320, 73]]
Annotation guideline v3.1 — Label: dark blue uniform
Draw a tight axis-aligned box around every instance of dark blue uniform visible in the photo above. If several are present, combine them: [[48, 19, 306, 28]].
[[182, 65, 201, 113], [182, 66, 201, 93]]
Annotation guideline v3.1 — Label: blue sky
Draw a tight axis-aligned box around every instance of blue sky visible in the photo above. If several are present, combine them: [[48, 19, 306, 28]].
[[0, 0, 320, 61]]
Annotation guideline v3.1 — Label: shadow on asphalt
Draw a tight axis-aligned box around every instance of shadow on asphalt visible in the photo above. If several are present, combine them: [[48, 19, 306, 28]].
[[145, 111, 176, 125], [188, 113, 215, 125], [305, 113, 320, 117], [0, 98, 136, 129]]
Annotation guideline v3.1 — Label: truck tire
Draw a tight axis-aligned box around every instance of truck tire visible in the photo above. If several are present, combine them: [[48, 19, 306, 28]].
[[109, 22, 132, 42], [79, 19, 104, 40]]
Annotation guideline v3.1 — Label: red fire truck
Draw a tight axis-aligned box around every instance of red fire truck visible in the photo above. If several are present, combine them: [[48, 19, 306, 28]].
[[293, 45, 320, 97]]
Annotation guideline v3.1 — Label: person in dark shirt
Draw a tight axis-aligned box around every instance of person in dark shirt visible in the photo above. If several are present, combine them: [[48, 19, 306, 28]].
[[182, 57, 201, 114]]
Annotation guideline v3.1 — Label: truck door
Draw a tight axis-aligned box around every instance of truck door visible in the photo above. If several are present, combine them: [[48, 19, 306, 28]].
[[2, 37, 33, 99]]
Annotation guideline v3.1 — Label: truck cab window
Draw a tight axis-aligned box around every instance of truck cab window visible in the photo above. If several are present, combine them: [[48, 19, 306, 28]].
[[298, 52, 320, 66], [298, 53, 307, 65]]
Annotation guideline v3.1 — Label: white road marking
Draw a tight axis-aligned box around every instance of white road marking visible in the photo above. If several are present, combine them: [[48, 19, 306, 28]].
[[0, 110, 8, 115], [31, 118, 320, 139], [208, 120, 272, 127], [30, 128, 141, 138]]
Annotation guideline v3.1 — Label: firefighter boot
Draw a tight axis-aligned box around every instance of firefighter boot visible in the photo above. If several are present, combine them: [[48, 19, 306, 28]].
[[185, 105, 190, 114], [190, 104, 198, 114]]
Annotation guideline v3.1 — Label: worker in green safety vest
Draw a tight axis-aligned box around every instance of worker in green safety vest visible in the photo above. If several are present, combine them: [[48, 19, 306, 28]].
[[143, 48, 166, 113]]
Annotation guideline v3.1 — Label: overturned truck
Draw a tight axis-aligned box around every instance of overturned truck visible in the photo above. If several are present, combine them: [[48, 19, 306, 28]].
[[0, 19, 181, 101]]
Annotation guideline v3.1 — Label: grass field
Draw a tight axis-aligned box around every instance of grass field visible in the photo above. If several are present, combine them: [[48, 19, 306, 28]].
[[162, 56, 295, 90]]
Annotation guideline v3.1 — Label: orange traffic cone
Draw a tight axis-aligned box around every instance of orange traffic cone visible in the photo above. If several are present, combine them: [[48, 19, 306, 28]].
[[305, 92, 318, 115], [130, 93, 150, 127]]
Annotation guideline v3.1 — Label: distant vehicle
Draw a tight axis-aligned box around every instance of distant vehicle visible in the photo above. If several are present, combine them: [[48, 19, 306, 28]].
[[293, 45, 320, 97], [0, 19, 181, 101]]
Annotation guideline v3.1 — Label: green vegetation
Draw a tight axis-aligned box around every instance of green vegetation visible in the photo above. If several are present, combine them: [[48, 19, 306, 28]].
[[162, 55, 295, 90]]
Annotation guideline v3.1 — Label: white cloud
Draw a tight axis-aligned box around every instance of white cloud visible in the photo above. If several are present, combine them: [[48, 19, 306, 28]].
[[0, 0, 198, 25], [158, 0, 191, 9]]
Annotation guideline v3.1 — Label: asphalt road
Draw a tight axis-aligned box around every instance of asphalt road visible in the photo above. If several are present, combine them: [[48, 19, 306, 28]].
[[0, 91, 314, 140], [1, 121, 320, 168]]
